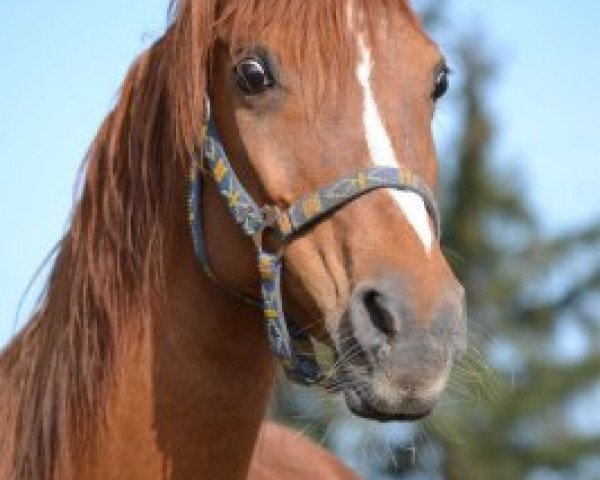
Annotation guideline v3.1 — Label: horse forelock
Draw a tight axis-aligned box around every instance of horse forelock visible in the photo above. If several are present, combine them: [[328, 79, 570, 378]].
[[166, 0, 421, 141], [217, 0, 420, 102]]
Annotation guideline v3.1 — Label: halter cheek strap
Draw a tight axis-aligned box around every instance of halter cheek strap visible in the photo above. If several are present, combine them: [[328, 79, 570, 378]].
[[188, 111, 441, 385], [188, 120, 323, 383]]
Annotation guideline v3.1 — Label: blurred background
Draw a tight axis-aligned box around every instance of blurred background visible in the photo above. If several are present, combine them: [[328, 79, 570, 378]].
[[1, 1, 599, 479]]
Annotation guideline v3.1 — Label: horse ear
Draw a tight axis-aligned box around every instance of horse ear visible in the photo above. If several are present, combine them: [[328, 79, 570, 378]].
[[167, 0, 220, 156]]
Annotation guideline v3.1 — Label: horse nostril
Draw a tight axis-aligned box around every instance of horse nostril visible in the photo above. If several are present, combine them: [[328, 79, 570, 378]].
[[363, 289, 397, 336]]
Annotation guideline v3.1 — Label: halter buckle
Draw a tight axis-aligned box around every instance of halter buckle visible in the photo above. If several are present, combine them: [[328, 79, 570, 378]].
[[261, 205, 281, 227], [252, 205, 288, 256]]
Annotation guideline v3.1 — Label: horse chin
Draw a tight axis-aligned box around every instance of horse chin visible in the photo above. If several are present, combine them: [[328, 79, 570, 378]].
[[340, 382, 436, 423]]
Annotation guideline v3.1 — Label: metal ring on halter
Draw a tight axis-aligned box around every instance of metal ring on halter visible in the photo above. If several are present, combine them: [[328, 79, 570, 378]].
[[251, 205, 287, 257]]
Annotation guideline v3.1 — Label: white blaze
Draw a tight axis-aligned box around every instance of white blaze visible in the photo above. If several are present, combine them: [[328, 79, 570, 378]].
[[352, 18, 434, 254]]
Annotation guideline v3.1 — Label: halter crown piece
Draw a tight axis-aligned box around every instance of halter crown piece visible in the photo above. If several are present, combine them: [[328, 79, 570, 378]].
[[188, 99, 441, 385]]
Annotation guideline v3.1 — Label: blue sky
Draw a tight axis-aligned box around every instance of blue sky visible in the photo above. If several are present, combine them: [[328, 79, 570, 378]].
[[1, 1, 599, 346]]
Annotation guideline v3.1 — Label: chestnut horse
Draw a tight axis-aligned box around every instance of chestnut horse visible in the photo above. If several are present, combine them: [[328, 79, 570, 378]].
[[0, 1, 466, 479]]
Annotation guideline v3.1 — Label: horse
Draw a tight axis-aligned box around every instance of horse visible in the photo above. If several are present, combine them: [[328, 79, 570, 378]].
[[0, 0, 466, 479]]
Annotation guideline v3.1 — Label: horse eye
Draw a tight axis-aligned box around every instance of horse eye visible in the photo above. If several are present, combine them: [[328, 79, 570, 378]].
[[234, 57, 274, 96], [432, 65, 450, 101]]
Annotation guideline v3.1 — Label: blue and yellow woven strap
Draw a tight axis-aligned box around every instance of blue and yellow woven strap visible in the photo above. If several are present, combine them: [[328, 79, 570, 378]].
[[188, 121, 323, 384], [283, 166, 440, 241], [259, 250, 321, 384], [190, 109, 440, 386], [187, 128, 217, 282], [203, 120, 264, 237]]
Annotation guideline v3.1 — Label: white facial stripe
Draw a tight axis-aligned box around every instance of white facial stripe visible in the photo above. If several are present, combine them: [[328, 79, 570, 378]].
[[355, 34, 396, 172], [352, 16, 434, 254], [390, 191, 434, 254]]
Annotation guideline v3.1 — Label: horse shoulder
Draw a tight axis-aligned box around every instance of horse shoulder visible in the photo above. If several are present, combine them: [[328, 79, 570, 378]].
[[248, 421, 361, 480]]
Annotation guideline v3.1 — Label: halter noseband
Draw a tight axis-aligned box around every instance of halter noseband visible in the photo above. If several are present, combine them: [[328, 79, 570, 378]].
[[188, 103, 441, 385]]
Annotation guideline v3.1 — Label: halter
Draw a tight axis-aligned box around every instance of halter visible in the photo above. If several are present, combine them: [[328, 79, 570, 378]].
[[187, 103, 441, 385]]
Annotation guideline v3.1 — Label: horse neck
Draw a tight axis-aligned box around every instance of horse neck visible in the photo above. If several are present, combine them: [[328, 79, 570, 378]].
[[89, 188, 276, 480]]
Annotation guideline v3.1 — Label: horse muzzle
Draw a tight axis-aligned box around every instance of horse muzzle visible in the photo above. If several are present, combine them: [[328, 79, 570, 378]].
[[333, 273, 466, 421]]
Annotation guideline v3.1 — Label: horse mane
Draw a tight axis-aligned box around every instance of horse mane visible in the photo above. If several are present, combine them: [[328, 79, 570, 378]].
[[0, 1, 417, 479], [0, 10, 197, 480]]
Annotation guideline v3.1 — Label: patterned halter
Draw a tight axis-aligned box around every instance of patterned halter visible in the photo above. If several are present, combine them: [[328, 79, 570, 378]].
[[187, 101, 440, 385]]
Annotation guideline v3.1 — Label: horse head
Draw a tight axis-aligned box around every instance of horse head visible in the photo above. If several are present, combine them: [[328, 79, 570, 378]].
[[187, 0, 467, 421]]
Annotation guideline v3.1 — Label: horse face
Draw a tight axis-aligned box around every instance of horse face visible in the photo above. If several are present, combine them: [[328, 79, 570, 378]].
[[209, 1, 466, 421]]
